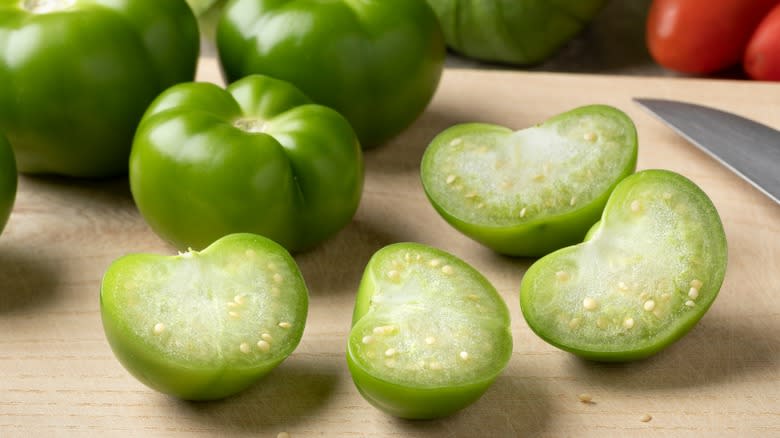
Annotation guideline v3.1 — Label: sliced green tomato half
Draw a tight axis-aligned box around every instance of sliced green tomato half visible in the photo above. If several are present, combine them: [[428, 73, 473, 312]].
[[347, 243, 512, 419], [100, 233, 308, 400], [520, 170, 728, 361], [421, 105, 638, 257]]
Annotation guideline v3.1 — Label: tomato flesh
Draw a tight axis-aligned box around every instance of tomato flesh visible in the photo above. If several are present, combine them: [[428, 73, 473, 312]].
[[100, 233, 309, 400], [520, 170, 727, 361], [347, 243, 512, 419], [421, 105, 637, 256]]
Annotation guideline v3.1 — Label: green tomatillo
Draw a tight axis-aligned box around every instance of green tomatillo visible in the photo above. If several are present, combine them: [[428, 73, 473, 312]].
[[520, 170, 728, 361], [421, 105, 638, 257], [216, 0, 445, 148], [347, 242, 513, 419], [101, 233, 309, 400], [0, 132, 16, 234], [129, 74, 364, 253], [426, 0, 608, 65], [0, 0, 199, 177]]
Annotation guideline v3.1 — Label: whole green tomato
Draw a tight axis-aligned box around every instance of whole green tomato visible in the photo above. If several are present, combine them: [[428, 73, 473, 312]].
[[130, 74, 364, 253], [426, 0, 608, 65], [0, 133, 16, 234], [0, 0, 199, 177], [217, 0, 445, 148]]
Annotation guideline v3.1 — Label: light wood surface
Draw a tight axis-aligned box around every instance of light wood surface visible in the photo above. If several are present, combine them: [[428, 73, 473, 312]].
[[1, 59, 779, 437]]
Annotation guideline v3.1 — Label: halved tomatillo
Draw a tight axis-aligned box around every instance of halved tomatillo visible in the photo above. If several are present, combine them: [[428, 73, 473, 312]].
[[100, 233, 308, 400], [421, 105, 638, 256], [520, 170, 728, 361], [347, 243, 512, 419]]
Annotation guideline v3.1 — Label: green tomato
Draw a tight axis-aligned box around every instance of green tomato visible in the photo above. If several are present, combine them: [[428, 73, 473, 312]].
[[421, 105, 638, 257], [0, 132, 16, 234], [101, 233, 308, 400], [347, 243, 512, 419], [0, 0, 199, 177], [426, 0, 608, 65], [520, 170, 728, 361], [130, 74, 363, 253], [217, 0, 445, 148]]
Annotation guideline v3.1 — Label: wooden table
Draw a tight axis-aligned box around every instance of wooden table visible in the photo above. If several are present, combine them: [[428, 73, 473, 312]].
[[1, 58, 779, 437]]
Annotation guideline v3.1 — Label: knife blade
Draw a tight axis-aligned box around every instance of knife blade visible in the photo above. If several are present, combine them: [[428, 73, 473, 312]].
[[634, 98, 780, 205]]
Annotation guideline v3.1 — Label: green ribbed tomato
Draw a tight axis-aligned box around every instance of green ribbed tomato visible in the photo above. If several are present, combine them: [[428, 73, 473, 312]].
[[130, 74, 363, 252], [426, 0, 608, 64]]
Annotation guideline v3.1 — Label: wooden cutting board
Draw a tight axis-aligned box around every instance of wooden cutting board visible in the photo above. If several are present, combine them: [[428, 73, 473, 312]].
[[1, 56, 779, 437]]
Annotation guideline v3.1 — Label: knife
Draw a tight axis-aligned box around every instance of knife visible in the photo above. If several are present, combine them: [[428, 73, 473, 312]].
[[633, 98, 780, 205]]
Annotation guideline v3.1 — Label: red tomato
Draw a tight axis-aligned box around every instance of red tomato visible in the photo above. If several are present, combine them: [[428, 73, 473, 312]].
[[646, 0, 779, 74], [745, 4, 780, 80]]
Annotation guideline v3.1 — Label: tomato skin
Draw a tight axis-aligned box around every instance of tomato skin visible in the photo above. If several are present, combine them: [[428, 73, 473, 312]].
[[646, 0, 779, 74], [217, 0, 445, 148], [0, 133, 15, 235], [745, 4, 780, 80], [0, 0, 199, 177], [129, 75, 364, 253], [425, 0, 608, 65]]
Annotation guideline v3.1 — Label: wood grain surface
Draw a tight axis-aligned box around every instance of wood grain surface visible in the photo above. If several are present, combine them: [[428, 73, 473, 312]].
[[1, 57, 779, 437]]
